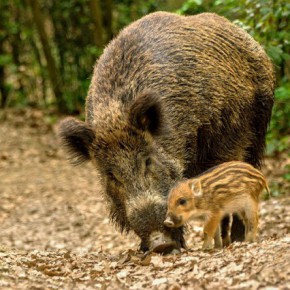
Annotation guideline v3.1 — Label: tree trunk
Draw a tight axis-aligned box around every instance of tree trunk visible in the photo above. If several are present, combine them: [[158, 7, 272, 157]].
[[0, 25, 8, 107], [10, 4, 25, 99], [30, 36, 48, 104], [103, 0, 113, 41], [27, 0, 68, 113], [89, 0, 104, 47], [0, 64, 9, 108]]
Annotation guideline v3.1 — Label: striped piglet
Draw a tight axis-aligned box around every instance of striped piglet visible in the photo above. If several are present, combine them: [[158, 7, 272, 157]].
[[164, 161, 270, 250]]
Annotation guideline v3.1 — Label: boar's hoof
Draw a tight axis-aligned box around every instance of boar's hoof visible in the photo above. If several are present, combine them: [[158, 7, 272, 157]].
[[222, 236, 231, 247], [149, 231, 180, 254]]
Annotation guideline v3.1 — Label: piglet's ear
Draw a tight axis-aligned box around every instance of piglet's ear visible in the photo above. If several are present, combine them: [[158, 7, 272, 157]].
[[58, 117, 95, 165], [190, 179, 202, 197], [129, 91, 164, 135]]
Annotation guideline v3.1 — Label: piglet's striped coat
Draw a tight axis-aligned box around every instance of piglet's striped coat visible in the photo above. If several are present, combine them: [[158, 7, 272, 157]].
[[164, 161, 270, 250]]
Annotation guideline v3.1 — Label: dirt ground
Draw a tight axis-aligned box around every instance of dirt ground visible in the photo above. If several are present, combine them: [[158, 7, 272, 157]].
[[0, 109, 289, 290]]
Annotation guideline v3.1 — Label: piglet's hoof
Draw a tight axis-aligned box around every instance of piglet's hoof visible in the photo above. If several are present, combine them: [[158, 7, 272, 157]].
[[202, 242, 214, 251], [149, 231, 180, 254]]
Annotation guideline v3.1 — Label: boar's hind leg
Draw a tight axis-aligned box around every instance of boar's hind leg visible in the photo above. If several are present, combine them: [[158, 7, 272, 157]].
[[221, 214, 232, 247], [230, 214, 245, 242], [245, 93, 274, 169], [230, 93, 273, 242]]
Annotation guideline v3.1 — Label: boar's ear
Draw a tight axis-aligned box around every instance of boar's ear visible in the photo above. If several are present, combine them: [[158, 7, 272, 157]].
[[189, 179, 202, 197], [58, 117, 95, 165], [129, 91, 164, 135]]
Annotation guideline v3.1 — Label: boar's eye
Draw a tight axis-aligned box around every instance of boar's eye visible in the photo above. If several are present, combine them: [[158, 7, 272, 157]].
[[144, 157, 155, 176], [107, 172, 115, 180], [107, 171, 121, 184], [178, 198, 187, 206], [145, 157, 152, 167], [139, 154, 154, 177]]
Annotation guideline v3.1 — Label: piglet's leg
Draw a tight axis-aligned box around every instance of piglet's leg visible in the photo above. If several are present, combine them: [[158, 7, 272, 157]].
[[244, 200, 259, 243], [214, 225, 222, 248], [203, 213, 222, 250], [245, 211, 258, 243]]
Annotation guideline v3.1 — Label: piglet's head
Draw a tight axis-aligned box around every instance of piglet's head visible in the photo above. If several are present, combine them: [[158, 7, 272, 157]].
[[164, 179, 202, 228]]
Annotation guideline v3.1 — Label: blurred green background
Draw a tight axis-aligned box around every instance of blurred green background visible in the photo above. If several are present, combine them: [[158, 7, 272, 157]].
[[0, 0, 289, 154]]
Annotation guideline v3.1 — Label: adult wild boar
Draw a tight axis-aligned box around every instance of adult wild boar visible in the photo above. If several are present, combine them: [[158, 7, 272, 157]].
[[59, 12, 275, 252]]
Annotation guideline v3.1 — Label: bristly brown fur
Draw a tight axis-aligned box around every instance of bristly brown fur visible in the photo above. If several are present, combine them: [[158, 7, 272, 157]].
[[128, 91, 166, 136], [58, 11, 275, 252]]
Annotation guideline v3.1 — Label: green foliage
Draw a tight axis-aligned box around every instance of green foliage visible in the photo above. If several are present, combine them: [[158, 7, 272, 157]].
[[268, 82, 290, 136], [266, 79, 290, 157], [233, 0, 289, 83], [269, 182, 283, 197], [176, 0, 205, 14], [113, 0, 160, 31], [46, 0, 104, 113], [283, 165, 290, 182], [0, 55, 12, 67]]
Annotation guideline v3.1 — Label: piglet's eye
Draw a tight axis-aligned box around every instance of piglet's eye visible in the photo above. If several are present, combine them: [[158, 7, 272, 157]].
[[178, 198, 187, 206]]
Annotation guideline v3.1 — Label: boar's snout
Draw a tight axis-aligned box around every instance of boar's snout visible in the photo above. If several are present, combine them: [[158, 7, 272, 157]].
[[126, 191, 185, 253], [149, 231, 179, 254]]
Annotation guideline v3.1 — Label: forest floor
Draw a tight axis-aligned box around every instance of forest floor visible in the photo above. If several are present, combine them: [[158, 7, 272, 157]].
[[0, 108, 289, 290]]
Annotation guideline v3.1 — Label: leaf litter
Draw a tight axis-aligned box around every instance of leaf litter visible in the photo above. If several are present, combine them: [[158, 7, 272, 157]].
[[0, 108, 289, 289]]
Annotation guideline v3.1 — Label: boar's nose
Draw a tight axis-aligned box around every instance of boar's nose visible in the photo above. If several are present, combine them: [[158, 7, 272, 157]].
[[164, 216, 175, 228]]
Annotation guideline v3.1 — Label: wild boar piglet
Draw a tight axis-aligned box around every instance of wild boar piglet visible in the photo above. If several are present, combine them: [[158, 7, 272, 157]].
[[164, 161, 270, 250]]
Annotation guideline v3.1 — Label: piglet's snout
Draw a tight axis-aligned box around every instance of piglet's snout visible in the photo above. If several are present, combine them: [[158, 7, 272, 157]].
[[164, 215, 175, 228]]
